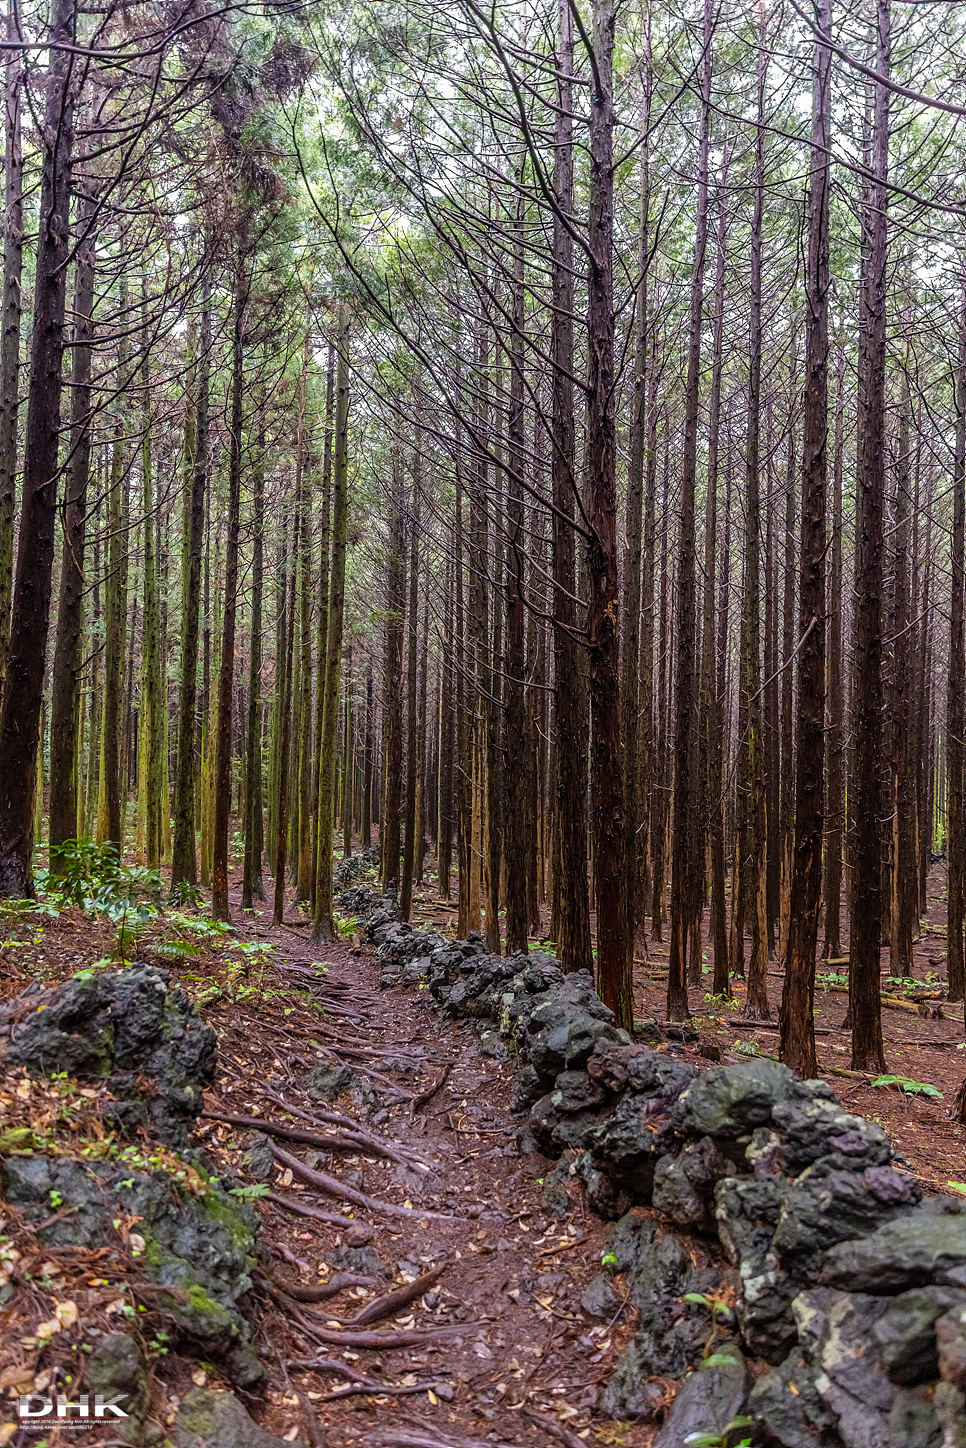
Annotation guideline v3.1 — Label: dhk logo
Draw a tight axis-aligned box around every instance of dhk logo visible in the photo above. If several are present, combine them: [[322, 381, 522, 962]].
[[18, 1393, 129, 1424]]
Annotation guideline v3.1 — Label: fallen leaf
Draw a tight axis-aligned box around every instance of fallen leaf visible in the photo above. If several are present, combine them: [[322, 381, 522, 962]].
[[0, 1367, 29, 1394], [54, 1301, 78, 1329]]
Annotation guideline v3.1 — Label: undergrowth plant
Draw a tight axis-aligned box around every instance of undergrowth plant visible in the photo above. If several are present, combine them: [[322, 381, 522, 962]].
[[871, 1074, 943, 1100]]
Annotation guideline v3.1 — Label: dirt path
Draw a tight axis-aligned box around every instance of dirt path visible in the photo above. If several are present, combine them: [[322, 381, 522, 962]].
[[195, 878, 637, 1448]]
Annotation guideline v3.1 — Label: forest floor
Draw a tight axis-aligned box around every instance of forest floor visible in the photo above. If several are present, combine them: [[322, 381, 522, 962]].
[[0, 850, 964, 1448]]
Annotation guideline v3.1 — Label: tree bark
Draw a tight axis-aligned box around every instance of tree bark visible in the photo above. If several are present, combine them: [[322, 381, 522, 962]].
[[310, 341, 334, 908], [823, 347, 845, 958], [780, 0, 831, 1078], [171, 276, 211, 888], [0, 0, 75, 894], [948, 283, 966, 1004], [242, 375, 266, 909], [273, 511, 298, 926], [504, 190, 528, 956], [401, 473, 420, 920], [312, 304, 351, 942], [850, 0, 890, 1071], [0, 0, 22, 702], [622, 68, 652, 970], [890, 341, 917, 979], [550, 0, 592, 972], [585, 0, 629, 1028], [49, 182, 94, 855], [212, 237, 249, 921], [667, 0, 712, 1023], [382, 451, 405, 894]]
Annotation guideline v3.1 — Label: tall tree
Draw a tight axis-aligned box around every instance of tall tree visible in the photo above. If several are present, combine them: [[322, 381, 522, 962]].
[[313, 303, 351, 942], [0, 0, 22, 700], [212, 237, 249, 921], [0, 0, 75, 895], [49, 184, 95, 855], [171, 277, 211, 888], [585, 0, 629, 1028], [850, 0, 891, 1072], [948, 283, 966, 1004], [550, 0, 592, 973], [667, 0, 712, 1023], [780, 0, 831, 1078]]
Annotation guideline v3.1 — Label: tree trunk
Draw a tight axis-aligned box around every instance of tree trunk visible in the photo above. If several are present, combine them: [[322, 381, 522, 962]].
[[948, 285, 966, 1003], [504, 192, 528, 956], [382, 452, 405, 894], [273, 515, 298, 926], [401, 474, 420, 920], [737, 24, 770, 1022], [706, 156, 730, 996], [137, 299, 163, 867], [49, 183, 94, 855], [667, 0, 712, 1023], [551, 0, 592, 972], [343, 644, 354, 861], [0, 0, 74, 894], [891, 342, 917, 979], [780, 0, 831, 1078], [823, 347, 845, 958], [585, 0, 629, 1028], [242, 376, 266, 909], [363, 658, 375, 852], [171, 278, 211, 888], [295, 330, 314, 902], [622, 70, 652, 970], [850, 0, 890, 1072], [212, 238, 248, 921], [310, 341, 334, 908], [312, 304, 351, 942], [0, 1, 22, 701]]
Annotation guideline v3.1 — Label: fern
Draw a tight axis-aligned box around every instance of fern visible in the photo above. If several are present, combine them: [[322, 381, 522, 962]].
[[154, 940, 202, 961]]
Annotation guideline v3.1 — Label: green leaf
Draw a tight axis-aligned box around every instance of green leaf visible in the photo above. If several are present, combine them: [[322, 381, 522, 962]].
[[228, 1183, 270, 1199]]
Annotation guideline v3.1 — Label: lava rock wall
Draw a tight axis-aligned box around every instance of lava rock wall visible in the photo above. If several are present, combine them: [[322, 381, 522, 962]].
[[364, 898, 966, 1448]]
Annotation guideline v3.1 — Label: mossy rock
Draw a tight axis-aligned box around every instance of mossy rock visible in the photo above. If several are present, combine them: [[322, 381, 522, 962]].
[[0, 965, 216, 1147], [2, 1150, 261, 1368], [173, 1389, 306, 1448]]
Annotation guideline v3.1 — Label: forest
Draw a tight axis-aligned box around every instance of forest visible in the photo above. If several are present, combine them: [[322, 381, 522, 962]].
[[1, 0, 966, 1443]]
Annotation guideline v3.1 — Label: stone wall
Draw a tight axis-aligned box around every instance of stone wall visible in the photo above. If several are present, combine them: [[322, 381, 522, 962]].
[[368, 909, 966, 1448]]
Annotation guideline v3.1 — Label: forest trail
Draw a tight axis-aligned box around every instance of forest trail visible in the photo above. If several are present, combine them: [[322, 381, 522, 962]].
[[1, 854, 964, 1447], [189, 875, 629, 1448]]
